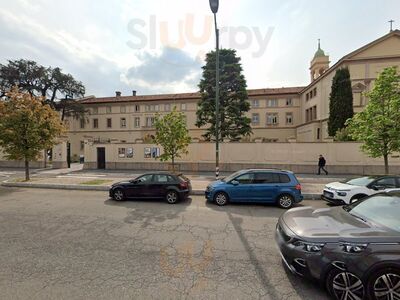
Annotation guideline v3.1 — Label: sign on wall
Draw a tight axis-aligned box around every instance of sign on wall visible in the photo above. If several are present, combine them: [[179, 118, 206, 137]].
[[127, 148, 134, 158]]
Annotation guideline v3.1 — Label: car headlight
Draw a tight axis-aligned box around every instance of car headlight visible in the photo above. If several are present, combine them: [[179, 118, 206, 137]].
[[337, 191, 347, 196], [206, 185, 213, 192], [293, 241, 325, 252], [341, 243, 368, 253]]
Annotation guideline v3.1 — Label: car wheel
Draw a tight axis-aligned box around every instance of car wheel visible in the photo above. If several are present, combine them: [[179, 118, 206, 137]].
[[367, 267, 400, 300], [350, 194, 367, 204], [277, 194, 294, 209], [166, 190, 179, 204], [113, 188, 125, 201], [214, 192, 228, 206], [326, 268, 365, 300]]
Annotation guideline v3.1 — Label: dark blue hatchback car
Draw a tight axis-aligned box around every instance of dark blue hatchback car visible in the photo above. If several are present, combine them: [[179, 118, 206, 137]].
[[205, 169, 303, 208]]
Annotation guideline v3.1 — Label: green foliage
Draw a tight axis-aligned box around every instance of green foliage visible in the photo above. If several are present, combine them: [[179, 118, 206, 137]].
[[154, 107, 191, 170], [0, 59, 86, 120], [196, 49, 252, 141], [334, 127, 355, 142], [328, 67, 354, 136], [346, 66, 400, 174], [0, 88, 65, 180]]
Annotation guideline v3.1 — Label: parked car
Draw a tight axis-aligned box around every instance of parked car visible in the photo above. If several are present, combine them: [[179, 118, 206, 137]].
[[205, 169, 303, 208], [275, 191, 400, 300], [109, 172, 191, 204], [321, 175, 400, 205]]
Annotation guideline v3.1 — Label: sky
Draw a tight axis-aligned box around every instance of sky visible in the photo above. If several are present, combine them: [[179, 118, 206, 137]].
[[0, 0, 399, 97]]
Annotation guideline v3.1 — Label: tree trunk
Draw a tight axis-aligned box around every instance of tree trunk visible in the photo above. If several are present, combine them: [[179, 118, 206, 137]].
[[24, 159, 30, 181], [171, 156, 175, 173], [384, 154, 389, 175]]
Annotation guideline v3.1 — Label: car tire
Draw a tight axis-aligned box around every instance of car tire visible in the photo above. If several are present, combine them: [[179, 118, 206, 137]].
[[214, 192, 229, 206], [350, 194, 367, 204], [366, 267, 400, 300], [277, 194, 294, 209], [165, 190, 179, 204], [113, 188, 125, 201], [326, 268, 365, 300]]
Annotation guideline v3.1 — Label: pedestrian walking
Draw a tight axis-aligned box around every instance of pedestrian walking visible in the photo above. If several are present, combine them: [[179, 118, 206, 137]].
[[318, 155, 328, 175]]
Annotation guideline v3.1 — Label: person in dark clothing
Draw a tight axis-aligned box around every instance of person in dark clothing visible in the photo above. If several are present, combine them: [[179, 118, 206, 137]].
[[318, 155, 328, 175]]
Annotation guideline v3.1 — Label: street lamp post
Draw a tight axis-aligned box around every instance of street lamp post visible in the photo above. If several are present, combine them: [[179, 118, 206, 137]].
[[209, 0, 220, 180]]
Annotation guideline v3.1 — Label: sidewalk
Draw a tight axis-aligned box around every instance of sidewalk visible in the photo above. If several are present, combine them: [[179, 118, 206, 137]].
[[1, 171, 340, 200]]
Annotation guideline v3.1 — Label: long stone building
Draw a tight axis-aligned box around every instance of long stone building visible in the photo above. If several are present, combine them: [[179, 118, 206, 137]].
[[62, 30, 400, 159]]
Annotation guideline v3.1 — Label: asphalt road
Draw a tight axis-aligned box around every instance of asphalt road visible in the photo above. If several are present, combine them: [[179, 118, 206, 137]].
[[0, 187, 330, 300]]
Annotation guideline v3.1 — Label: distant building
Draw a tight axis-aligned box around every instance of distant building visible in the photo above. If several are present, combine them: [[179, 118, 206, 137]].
[[66, 30, 400, 158]]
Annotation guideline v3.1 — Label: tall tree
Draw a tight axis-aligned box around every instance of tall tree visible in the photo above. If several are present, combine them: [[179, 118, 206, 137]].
[[0, 88, 65, 180], [0, 59, 85, 120], [154, 107, 191, 171], [346, 66, 400, 174], [328, 67, 354, 137], [196, 49, 252, 141]]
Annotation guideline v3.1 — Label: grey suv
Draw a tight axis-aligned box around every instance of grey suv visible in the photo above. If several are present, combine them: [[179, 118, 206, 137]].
[[275, 192, 400, 300]]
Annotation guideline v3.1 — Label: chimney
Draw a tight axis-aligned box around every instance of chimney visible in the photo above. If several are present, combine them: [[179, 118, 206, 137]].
[[115, 91, 121, 97], [132, 90, 137, 96]]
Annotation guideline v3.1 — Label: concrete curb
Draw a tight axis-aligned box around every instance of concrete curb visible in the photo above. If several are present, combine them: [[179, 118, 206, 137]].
[[1, 182, 322, 200]]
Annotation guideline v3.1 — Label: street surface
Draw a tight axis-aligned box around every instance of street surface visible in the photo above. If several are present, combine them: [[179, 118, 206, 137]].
[[0, 187, 329, 300]]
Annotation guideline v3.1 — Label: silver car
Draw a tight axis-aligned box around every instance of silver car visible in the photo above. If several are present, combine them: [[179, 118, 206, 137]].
[[275, 191, 400, 300]]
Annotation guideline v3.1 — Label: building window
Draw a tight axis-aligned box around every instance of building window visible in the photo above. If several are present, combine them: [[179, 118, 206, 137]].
[[106, 118, 112, 128], [145, 105, 150, 112], [135, 105, 140, 112], [267, 99, 278, 107], [154, 104, 159, 111], [317, 128, 321, 140], [306, 94, 309, 101], [252, 113, 260, 125], [313, 105, 317, 120], [181, 103, 187, 111], [134, 117, 140, 128], [251, 99, 259, 108], [266, 113, 278, 125], [120, 106, 126, 113], [286, 98, 293, 106], [120, 118, 126, 128], [313, 88, 317, 97], [146, 117, 155, 128], [106, 106, 111, 113], [80, 141, 85, 150], [165, 104, 171, 111], [92, 107, 98, 114], [93, 118, 99, 129], [80, 118, 85, 129], [286, 113, 293, 125]]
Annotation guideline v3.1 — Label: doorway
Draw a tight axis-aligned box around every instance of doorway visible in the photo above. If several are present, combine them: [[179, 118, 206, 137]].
[[97, 147, 106, 169]]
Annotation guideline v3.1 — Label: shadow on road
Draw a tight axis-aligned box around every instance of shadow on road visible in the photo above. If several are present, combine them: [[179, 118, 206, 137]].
[[104, 197, 193, 228]]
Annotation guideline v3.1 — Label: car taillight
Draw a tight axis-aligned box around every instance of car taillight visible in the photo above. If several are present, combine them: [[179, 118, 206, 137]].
[[180, 182, 188, 189], [295, 184, 302, 190]]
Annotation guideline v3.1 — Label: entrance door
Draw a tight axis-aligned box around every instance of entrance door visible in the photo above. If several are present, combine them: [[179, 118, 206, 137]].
[[67, 142, 71, 168], [97, 147, 106, 169]]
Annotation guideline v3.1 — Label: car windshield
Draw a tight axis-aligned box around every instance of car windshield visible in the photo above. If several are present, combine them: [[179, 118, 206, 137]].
[[344, 195, 400, 232], [222, 170, 247, 182], [342, 177, 375, 186]]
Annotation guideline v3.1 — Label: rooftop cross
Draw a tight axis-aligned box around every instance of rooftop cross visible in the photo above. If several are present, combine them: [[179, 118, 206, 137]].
[[389, 20, 395, 32]]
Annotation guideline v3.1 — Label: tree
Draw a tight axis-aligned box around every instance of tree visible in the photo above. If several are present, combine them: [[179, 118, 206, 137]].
[[0, 88, 65, 180], [196, 49, 252, 141], [346, 66, 400, 174], [154, 107, 191, 171], [328, 67, 354, 137], [0, 59, 85, 120]]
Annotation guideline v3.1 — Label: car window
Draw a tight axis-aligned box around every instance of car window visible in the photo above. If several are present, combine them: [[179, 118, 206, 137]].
[[136, 174, 153, 183], [279, 174, 291, 183], [344, 177, 376, 186], [168, 175, 176, 183], [253, 172, 280, 184], [235, 173, 254, 184], [374, 177, 397, 188], [223, 170, 247, 182], [153, 174, 169, 183], [346, 195, 400, 232]]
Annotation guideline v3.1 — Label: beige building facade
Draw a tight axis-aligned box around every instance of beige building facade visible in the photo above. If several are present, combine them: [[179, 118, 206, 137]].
[[61, 30, 400, 160]]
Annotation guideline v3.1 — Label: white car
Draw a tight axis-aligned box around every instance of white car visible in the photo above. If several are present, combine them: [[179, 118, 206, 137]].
[[321, 176, 400, 205]]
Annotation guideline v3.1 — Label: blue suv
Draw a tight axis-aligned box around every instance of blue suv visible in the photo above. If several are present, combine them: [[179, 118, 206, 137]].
[[205, 169, 303, 209]]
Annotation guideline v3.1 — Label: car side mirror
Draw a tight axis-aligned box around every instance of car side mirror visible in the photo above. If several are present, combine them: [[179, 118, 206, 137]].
[[130, 180, 137, 184], [231, 180, 239, 186], [372, 185, 385, 191]]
